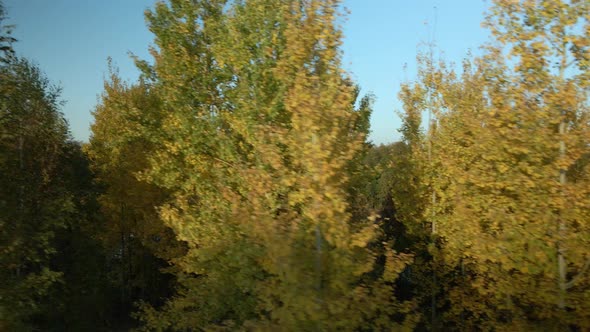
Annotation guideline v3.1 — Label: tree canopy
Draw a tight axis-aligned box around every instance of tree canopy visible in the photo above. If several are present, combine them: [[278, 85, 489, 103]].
[[1, 0, 589, 330]]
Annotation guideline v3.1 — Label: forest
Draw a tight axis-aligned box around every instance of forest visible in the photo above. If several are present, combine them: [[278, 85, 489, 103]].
[[1, 0, 589, 331]]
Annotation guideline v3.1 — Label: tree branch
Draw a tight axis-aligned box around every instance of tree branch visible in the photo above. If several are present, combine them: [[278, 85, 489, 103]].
[[565, 258, 590, 290]]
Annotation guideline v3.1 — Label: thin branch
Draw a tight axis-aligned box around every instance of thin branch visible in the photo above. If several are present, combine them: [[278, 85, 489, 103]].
[[212, 156, 235, 168], [565, 258, 590, 290]]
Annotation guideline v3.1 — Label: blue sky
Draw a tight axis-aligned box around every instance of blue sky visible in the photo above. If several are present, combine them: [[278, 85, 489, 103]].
[[4, 0, 490, 144]]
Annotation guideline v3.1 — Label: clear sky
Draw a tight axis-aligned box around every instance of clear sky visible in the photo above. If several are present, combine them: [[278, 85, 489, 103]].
[[4, 0, 490, 144]]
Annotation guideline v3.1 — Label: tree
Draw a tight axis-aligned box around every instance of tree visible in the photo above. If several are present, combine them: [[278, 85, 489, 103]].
[[226, 1, 414, 329], [0, 57, 71, 330], [46, 141, 122, 331], [129, 0, 415, 329], [483, 2, 590, 326], [131, 1, 264, 328], [0, 1, 16, 63], [397, 0, 590, 329], [86, 65, 185, 327]]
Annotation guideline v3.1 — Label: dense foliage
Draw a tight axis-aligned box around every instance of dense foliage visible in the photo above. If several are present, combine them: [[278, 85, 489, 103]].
[[1, 0, 589, 330]]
